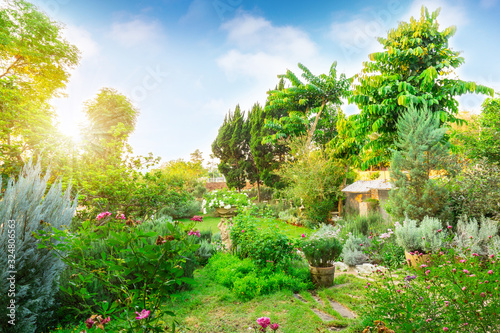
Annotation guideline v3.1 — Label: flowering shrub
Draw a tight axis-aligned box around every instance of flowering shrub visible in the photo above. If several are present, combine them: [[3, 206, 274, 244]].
[[363, 247, 500, 331], [300, 225, 343, 267], [253, 317, 280, 332], [36, 218, 199, 331], [202, 188, 251, 213], [364, 230, 406, 268]]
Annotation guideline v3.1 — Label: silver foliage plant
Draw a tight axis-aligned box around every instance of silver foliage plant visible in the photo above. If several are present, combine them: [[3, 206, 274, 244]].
[[341, 234, 369, 267], [0, 160, 77, 333], [395, 216, 447, 253], [453, 216, 500, 256]]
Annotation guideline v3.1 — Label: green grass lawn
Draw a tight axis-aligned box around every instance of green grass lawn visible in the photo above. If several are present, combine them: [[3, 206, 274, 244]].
[[162, 268, 367, 333], [178, 213, 310, 238]]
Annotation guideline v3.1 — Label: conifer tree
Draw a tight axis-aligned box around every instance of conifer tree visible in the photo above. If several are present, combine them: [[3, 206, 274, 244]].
[[388, 105, 452, 221]]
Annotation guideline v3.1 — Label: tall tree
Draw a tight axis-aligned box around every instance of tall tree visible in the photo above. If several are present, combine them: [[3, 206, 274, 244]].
[[212, 105, 248, 191], [350, 7, 493, 169], [388, 105, 452, 221], [81, 88, 138, 157], [0, 0, 80, 175], [264, 61, 351, 150]]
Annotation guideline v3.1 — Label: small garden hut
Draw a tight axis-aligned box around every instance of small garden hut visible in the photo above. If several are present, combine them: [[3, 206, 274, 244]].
[[341, 180, 393, 219]]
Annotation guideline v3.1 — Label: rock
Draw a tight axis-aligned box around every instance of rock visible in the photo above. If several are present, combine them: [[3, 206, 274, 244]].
[[355, 263, 387, 275], [334, 262, 348, 272]]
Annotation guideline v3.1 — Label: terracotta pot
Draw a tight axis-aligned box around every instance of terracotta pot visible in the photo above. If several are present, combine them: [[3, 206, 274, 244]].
[[215, 207, 237, 218], [309, 265, 335, 288], [405, 251, 431, 269]]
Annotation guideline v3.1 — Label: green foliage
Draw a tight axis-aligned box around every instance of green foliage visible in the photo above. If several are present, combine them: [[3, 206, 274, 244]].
[[300, 224, 343, 267], [278, 137, 343, 225], [0, 160, 77, 333], [453, 94, 500, 164], [81, 88, 138, 156], [158, 198, 200, 219], [161, 156, 207, 192], [212, 105, 253, 191], [264, 62, 351, 149], [230, 211, 299, 268], [387, 105, 452, 221], [0, 0, 80, 175], [363, 249, 500, 331], [350, 7, 493, 168], [447, 160, 500, 221], [36, 217, 199, 332], [202, 188, 251, 212], [206, 253, 311, 301]]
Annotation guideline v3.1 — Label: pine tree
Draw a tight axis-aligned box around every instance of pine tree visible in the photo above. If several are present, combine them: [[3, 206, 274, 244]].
[[388, 105, 451, 221]]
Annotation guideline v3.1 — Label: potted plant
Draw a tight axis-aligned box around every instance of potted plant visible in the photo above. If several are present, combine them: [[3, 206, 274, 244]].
[[202, 188, 252, 217], [394, 216, 447, 268], [300, 226, 343, 288]]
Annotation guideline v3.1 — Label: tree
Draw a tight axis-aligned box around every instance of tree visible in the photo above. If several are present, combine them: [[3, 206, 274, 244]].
[[0, 0, 80, 175], [264, 62, 351, 150], [212, 105, 249, 191], [350, 7, 493, 169], [453, 94, 500, 164], [387, 105, 453, 221], [81, 88, 139, 156]]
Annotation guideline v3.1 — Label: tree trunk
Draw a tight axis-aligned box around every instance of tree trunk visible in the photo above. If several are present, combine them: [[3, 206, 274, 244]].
[[338, 162, 350, 217], [256, 181, 261, 202], [306, 100, 327, 149]]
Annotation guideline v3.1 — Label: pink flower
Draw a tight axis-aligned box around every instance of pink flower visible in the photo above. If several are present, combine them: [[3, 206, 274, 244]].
[[472, 253, 479, 257], [188, 230, 201, 237], [116, 213, 125, 220], [480, 292, 486, 297], [426, 285, 430, 290], [443, 327, 449, 331], [425, 270, 431, 276], [135, 309, 150, 320], [257, 317, 271, 329], [190, 215, 203, 222], [270, 323, 279, 331], [396, 289, 401, 293], [447, 226, 452, 229], [488, 270, 493, 274], [85, 318, 94, 329], [301, 234, 305, 238], [489, 254, 495, 259], [102, 317, 110, 325], [460, 259, 466, 263], [426, 318, 432, 322], [463, 269, 470, 274], [444, 301, 449, 307], [452, 268, 456, 273], [463, 323, 468, 326], [420, 264, 427, 268], [241, 230, 245, 233], [437, 229, 442, 233], [462, 287, 466, 291]]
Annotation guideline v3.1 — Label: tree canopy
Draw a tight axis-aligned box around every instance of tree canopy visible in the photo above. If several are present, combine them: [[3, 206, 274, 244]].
[[350, 7, 493, 168]]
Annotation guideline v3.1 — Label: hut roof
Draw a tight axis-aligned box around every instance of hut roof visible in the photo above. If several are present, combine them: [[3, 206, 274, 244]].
[[341, 180, 393, 193]]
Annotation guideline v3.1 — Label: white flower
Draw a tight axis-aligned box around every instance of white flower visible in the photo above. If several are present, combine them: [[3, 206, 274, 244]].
[[225, 204, 231, 209]]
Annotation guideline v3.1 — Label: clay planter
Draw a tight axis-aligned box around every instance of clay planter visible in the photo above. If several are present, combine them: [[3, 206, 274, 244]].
[[405, 251, 431, 269], [215, 207, 237, 218], [309, 265, 336, 288]]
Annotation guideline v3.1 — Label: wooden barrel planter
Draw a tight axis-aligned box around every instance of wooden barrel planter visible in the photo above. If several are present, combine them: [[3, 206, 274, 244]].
[[309, 265, 336, 288]]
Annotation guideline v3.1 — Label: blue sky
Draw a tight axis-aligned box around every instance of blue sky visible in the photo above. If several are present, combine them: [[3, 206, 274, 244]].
[[26, 0, 500, 164]]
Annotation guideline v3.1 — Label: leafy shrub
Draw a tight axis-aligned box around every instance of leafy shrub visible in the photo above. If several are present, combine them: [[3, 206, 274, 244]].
[[242, 186, 275, 202], [453, 215, 500, 256], [196, 239, 215, 265], [158, 198, 200, 219], [341, 212, 386, 237], [192, 183, 207, 198], [448, 160, 500, 221], [363, 249, 500, 331], [36, 216, 199, 331], [202, 188, 251, 213], [207, 253, 311, 301], [0, 161, 77, 333], [394, 216, 448, 253], [342, 234, 369, 266], [230, 212, 298, 268]]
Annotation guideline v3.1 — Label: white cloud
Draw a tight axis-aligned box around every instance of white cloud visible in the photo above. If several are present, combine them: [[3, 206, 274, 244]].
[[63, 25, 99, 59], [110, 19, 165, 47], [179, 0, 212, 24]]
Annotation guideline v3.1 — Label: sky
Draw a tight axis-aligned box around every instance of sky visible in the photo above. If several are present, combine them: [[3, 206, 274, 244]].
[[23, 0, 500, 164]]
